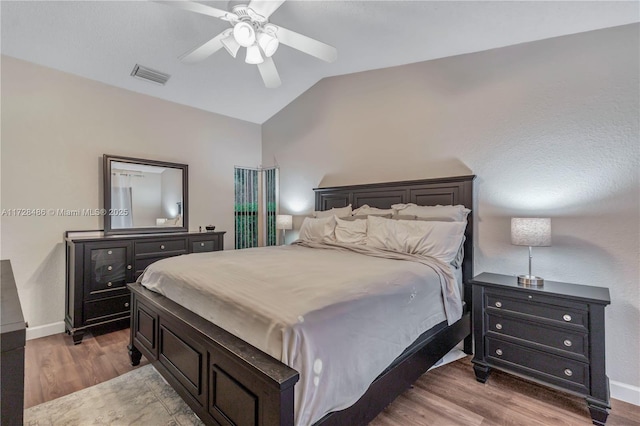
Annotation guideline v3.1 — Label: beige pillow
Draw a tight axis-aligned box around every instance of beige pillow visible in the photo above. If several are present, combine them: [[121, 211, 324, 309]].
[[366, 215, 466, 263], [335, 216, 367, 245], [352, 204, 395, 216], [299, 216, 336, 243], [314, 204, 352, 219], [391, 203, 470, 222]]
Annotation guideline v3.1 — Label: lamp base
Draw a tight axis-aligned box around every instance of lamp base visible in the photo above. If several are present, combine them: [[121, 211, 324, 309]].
[[517, 275, 544, 287]]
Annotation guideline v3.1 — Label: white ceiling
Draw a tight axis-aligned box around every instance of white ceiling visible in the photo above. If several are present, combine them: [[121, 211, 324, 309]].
[[2, 1, 638, 124]]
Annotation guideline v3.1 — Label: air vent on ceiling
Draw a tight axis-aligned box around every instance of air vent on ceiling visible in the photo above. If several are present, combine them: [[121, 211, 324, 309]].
[[130, 64, 170, 85]]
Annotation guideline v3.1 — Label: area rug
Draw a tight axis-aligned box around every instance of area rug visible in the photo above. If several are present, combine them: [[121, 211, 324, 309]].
[[24, 365, 204, 425]]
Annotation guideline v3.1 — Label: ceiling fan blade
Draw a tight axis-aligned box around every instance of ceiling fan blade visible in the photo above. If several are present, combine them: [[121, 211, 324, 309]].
[[248, 0, 286, 20], [156, 1, 237, 20], [273, 25, 337, 63], [179, 30, 228, 63], [257, 57, 281, 88]]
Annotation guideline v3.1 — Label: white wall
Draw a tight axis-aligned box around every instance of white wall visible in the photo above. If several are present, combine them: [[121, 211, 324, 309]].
[[263, 24, 640, 402], [1, 56, 261, 332]]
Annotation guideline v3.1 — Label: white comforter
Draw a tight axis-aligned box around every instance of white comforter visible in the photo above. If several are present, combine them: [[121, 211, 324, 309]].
[[138, 241, 462, 425]]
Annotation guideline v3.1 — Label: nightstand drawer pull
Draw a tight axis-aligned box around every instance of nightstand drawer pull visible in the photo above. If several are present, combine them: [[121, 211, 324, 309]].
[[160, 244, 165, 250], [563, 314, 572, 322], [564, 369, 573, 377], [107, 250, 113, 255], [495, 349, 503, 356], [495, 323, 503, 330], [201, 242, 205, 246], [564, 339, 572, 347], [495, 301, 502, 308]]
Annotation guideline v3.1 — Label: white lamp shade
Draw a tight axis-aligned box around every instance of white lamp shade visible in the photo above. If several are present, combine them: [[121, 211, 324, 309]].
[[276, 214, 293, 230], [511, 218, 551, 247], [221, 32, 241, 58], [257, 32, 279, 57], [245, 44, 264, 64], [233, 21, 256, 47]]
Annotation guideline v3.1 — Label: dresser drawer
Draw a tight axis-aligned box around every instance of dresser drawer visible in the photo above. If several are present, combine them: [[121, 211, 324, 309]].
[[486, 313, 588, 359], [486, 292, 587, 329], [85, 245, 132, 298], [135, 239, 187, 257], [84, 294, 130, 324], [192, 239, 216, 253], [486, 337, 589, 394]]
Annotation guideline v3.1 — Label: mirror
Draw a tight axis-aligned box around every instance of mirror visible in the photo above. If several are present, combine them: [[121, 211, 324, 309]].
[[103, 155, 188, 235]]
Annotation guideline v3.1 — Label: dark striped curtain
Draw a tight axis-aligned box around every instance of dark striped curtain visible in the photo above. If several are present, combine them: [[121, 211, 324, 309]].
[[234, 167, 278, 249]]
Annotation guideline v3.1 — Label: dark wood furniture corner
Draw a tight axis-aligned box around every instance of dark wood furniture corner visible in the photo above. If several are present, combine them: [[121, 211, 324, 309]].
[[65, 231, 225, 344], [1, 260, 26, 426], [128, 175, 476, 426], [471, 272, 611, 425]]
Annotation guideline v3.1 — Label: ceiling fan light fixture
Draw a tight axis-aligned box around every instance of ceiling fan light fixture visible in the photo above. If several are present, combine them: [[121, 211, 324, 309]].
[[257, 32, 279, 57], [221, 31, 241, 58], [233, 21, 256, 47], [245, 44, 264, 64]]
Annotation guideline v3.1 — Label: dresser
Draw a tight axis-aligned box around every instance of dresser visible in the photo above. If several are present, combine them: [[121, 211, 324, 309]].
[[65, 231, 225, 344], [471, 272, 611, 426], [1, 260, 25, 426]]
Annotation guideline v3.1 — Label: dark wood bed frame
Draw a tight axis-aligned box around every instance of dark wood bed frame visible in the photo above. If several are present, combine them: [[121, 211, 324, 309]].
[[128, 175, 475, 426]]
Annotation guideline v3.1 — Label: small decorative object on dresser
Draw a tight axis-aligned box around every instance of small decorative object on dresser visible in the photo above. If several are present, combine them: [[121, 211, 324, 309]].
[[511, 217, 551, 286], [65, 230, 225, 344], [471, 272, 611, 425]]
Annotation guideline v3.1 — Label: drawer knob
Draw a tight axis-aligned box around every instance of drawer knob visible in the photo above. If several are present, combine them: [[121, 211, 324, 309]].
[[564, 339, 572, 347], [564, 369, 573, 377], [495, 323, 503, 330], [107, 282, 113, 287], [563, 314, 572, 322], [107, 250, 113, 255], [495, 349, 503, 356], [160, 244, 165, 250], [495, 301, 502, 308], [107, 265, 113, 271], [127, 265, 132, 270], [201, 242, 205, 246], [124, 302, 129, 308]]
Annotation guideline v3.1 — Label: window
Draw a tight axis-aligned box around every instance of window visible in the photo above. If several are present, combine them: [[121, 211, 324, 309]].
[[234, 166, 279, 249]]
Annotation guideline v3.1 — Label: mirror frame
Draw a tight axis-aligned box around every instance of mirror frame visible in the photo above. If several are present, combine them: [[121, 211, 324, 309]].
[[103, 154, 189, 235]]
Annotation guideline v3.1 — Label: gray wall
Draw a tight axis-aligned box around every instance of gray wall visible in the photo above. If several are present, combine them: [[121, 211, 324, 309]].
[[1, 56, 262, 335], [263, 24, 640, 401]]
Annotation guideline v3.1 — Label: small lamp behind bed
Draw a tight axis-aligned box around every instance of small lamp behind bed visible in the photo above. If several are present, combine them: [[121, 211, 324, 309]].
[[276, 214, 293, 245], [511, 218, 551, 287]]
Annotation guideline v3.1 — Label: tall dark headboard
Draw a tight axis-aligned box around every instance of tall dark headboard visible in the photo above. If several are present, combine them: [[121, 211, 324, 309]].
[[314, 175, 475, 284]]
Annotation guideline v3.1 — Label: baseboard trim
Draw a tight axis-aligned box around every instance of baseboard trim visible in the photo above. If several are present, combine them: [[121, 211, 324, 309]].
[[26, 321, 65, 340], [611, 380, 640, 406]]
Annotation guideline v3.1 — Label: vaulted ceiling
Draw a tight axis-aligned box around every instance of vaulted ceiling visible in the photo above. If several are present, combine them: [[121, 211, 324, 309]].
[[2, 1, 637, 123]]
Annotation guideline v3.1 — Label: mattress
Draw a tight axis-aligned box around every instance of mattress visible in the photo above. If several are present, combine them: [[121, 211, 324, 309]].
[[138, 242, 462, 425]]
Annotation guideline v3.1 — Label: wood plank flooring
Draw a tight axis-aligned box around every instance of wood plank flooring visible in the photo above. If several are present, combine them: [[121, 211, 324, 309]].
[[25, 329, 640, 425]]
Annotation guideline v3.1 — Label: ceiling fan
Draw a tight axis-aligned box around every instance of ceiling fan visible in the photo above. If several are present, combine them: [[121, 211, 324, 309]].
[[161, 0, 338, 88]]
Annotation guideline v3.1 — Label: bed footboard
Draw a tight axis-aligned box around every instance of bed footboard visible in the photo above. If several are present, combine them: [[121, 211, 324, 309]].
[[127, 283, 299, 426]]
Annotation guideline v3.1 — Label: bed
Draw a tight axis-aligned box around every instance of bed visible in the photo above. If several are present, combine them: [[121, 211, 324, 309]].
[[127, 175, 475, 426]]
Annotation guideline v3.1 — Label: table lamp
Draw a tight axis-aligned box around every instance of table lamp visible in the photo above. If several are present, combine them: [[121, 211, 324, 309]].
[[511, 218, 551, 287], [276, 214, 293, 245]]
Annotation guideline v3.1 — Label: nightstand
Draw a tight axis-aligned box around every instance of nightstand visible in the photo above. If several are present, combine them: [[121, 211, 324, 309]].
[[471, 272, 611, 425]]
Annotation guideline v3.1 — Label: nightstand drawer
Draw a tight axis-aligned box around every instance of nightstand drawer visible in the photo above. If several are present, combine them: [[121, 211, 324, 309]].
[[486, 313, 588, 359], [486, 292, 587, 329], [485, 337, 589, 394], [84, 294, 130, 324], [135, 239, 187, 257]]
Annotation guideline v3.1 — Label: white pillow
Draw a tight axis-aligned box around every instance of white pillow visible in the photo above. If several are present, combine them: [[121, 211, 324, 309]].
[[314, 204, 352, 219], [299, 216, 336, 243], [366, 215, 466, 264], [391, 203, 470, 222], [352, 204, 395, 216], [335, 216, 367, 245]]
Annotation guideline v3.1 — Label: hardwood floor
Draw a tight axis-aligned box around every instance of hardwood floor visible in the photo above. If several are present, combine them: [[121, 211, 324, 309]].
[[25, 329, 639, 425]]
